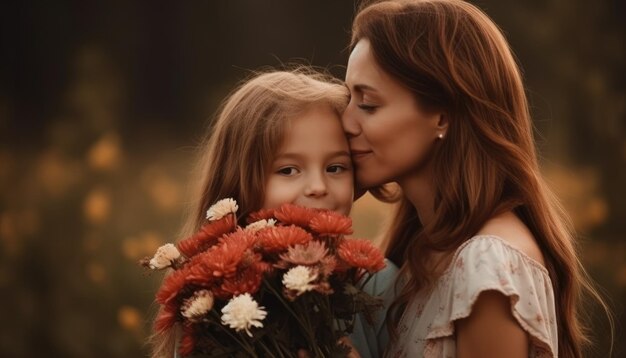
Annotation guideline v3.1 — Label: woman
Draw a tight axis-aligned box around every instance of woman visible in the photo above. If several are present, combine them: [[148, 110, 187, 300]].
[[342, 0, 608, 357]]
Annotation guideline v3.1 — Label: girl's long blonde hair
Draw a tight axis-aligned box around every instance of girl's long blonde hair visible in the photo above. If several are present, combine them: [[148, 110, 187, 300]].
[[149, 68, 348, 358], [352, 1, 611, 357]]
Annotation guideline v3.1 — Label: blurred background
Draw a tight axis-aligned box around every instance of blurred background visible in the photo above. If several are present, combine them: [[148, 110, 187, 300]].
[[0, 0, 624, 357]]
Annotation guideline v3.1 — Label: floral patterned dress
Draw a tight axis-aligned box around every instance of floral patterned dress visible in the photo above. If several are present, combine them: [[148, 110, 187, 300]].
[[386, 235, 558, 358]]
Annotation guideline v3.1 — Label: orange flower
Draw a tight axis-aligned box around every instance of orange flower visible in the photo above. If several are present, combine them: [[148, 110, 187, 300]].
[[257, 225, 312, 253], [154, 305, 178, 333], [220, 262, 267, 296], [178, 323, 196, 357], [156, 267, 190, 305], [247, 208, 276, 223], [337, 239, 386, 273], [218, 228, 258, 251], [309, 211, 353, 236], [178, 215, 236, 257], [273, 203, 317, 228], [185, 239, 249, 286]]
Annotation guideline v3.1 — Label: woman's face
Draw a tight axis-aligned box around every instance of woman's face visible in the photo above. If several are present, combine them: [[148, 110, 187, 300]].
[[343, 39, 446, 189]]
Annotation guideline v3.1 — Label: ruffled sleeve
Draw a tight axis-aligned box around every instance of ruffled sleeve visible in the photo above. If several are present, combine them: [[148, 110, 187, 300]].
[[424, 235, 558, 358]]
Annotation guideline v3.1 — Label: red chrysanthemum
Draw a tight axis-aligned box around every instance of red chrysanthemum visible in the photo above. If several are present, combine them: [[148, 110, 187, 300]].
[[337, 239, 386, 273], [218, 228, 258, 251], [273, 203, 317, 228], [178, 323, 196, 357], [185, 239, 249, 286], [257, 225, 312, 253], [219, 261, 267, 297], [154, 305, 178, 333], [309, 211, 353, 236], [178, 215, 236, 257], [247, 208, 276, 223], [156, 267, 190, 305]]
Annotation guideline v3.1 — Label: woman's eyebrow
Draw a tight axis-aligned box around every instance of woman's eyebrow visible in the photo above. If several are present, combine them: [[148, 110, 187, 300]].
[[345, 83, 378, 92]]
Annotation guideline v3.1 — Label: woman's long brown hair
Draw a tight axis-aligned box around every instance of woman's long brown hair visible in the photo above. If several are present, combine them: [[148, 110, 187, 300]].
[[352, 1, 611, 357], [149, 68, 348, 358]]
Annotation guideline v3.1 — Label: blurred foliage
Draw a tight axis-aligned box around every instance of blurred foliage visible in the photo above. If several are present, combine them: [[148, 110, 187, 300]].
[[0, 1, 624, 357]]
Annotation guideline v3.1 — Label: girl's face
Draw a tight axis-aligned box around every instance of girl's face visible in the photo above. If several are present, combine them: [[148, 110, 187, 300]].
[[264, 104, 354, 215], [342, 39, 446, 189]]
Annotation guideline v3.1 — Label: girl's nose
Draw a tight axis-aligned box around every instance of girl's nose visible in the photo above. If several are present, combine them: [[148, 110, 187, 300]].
[[304, 173, 328, 197]]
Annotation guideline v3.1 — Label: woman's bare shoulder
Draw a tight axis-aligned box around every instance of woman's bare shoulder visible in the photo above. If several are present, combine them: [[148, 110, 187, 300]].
[[475, 211, 546, 267]]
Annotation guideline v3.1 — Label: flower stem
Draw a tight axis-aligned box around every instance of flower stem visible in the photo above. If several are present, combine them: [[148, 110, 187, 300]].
[[300, 296, 325, 357], [262, 279, 321, 356], [358, 271, 375, 290], [209, 311, 259, 357]]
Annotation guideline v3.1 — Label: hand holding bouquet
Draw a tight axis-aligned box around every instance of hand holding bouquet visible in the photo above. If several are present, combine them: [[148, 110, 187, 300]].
[[142, 199, 386, 357]]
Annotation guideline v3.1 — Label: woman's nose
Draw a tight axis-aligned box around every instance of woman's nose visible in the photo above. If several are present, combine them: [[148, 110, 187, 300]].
[[341, 104, 361, 138]]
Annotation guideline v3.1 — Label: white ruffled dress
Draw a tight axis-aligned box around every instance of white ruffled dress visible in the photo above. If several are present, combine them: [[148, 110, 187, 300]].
[[386, 235, 558, 358]]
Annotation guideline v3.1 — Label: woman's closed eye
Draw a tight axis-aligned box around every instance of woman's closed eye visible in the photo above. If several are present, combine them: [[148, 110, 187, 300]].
[[357, 103, 378, 113], [347, 91, 378, 113]]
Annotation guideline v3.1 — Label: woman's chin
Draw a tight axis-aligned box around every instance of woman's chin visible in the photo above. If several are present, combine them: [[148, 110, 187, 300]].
[[356, 175, 388, 191]]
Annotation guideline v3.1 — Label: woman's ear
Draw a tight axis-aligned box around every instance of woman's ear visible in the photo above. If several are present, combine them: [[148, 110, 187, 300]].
[[436, 113, 449, 131], [435, 113, 449, 138]]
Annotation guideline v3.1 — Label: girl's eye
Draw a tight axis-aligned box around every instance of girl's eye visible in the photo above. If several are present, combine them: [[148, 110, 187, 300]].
[[327, 165, 348, 174], [357, 103, 378, 113], [277, 167, 299, 176]]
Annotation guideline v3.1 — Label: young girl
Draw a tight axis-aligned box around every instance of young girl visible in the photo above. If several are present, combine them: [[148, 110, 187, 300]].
[[342, 1, 611, 357], [150, 69, 397, 358]]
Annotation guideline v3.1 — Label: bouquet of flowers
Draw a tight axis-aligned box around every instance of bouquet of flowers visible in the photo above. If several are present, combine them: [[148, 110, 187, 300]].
[[142, 198, 386, 357]]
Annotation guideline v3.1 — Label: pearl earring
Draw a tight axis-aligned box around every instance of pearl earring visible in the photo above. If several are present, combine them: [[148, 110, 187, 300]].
[[438, 133, 444, 139]]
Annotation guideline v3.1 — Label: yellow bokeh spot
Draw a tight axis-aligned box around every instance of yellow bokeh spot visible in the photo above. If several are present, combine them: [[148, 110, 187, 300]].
[[586, 197, 608, 228], [87, 132, 122, 171], [84, 188, 111, 225], [122, 231, 164, 261], [118, 305, 142, 331], [141, 167, 181, 213], [37, 151, 83, 197], [86, 262, 107, 283]]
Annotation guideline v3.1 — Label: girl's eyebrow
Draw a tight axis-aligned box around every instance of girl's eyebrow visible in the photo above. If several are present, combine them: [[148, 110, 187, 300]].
[[330, 150, 352, 159], [275, 151, 351, 160]]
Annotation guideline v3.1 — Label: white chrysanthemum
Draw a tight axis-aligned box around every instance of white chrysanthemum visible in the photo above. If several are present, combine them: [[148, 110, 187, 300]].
[[181, 290, 214, 321], [245, 218, 276, 233], [148, 243, 181, 269], [221, 293, 267, 337], [206, 198, 238, 221], [282, 265, 318, 295]]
